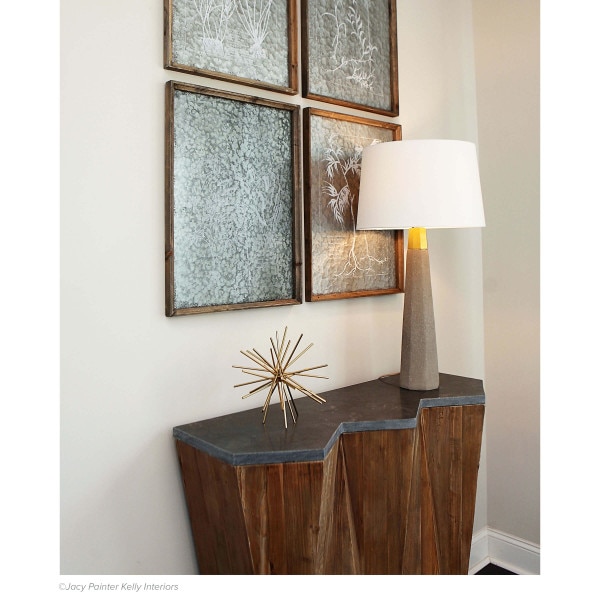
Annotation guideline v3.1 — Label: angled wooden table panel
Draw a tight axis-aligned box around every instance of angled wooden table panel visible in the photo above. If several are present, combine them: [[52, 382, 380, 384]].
[[174, 373, 485, 574]]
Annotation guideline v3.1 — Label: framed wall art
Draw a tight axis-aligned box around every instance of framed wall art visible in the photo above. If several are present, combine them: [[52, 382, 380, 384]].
[[164, 0, 298, 95], [165, 81, 302, 316], [301, 0, 398, 116], [303, 107, 403, 302]]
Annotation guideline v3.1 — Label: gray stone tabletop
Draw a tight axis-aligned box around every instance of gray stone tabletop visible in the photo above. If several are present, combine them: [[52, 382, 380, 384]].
[[173, 372, 484, 466]]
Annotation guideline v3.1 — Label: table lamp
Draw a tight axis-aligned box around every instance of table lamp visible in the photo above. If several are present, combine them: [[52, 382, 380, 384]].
[[356, 139, 485, 390]]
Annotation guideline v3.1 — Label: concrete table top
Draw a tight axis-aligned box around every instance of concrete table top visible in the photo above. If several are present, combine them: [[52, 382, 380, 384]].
[[173, 372, 485, 466]]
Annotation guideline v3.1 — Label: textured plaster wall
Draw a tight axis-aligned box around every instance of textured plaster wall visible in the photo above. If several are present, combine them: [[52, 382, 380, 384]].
[[60, 0, 485, 574]]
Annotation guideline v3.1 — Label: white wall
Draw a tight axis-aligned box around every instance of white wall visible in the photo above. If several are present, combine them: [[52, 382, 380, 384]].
[[60, 0, 485, 574], [473, 0, 540, 547], [396, 0, 487, 537]]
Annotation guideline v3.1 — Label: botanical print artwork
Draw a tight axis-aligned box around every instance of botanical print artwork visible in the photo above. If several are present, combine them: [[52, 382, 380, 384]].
[[323, 0, 377, 90], [305, 0, 394, 113], [170, 0, 290, 89], [170, 87, 298, 311], [307, 112, 400, 298]]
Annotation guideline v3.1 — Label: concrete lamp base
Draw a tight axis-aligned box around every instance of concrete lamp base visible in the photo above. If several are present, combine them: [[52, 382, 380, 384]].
[[399, 237, 439, 391]]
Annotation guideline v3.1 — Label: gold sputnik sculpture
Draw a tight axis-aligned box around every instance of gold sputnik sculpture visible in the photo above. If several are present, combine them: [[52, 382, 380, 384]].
[[233, 327, 328, 428]]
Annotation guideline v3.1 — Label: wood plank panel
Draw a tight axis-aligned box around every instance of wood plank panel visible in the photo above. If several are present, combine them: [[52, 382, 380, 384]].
[[387, 427, 415, 573], [238, 459, 331, 574], [175, 440, 253, 574], [459, 405, 485, 571], [313, 443, 336, 573], [237, 464, 271, 574], [281, 460, 324, 574], [402, 426, 423, 573], [321, 438, 359, 573], [338, 431, 366, 572], [423, 406, 461, 573], [418, 405, 485, 574], [341, 428, 415, 574]]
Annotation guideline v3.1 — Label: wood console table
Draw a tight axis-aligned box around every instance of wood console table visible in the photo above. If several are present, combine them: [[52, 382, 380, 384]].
[[173, 373, 484, 575]]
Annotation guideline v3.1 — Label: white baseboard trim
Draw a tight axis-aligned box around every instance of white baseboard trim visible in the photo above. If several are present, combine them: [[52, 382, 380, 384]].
[[468, 527, 490, 573], [468, 527, 540, 575]]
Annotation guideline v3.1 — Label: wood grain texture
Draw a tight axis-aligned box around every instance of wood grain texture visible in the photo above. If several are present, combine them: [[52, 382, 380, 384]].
[[418, 405, 485, 574], [176, 404, 484, 574]]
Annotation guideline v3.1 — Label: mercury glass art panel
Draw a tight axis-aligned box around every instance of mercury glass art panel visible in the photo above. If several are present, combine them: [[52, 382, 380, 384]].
[[165, 82, 301, 316], [301, 0, 398, 115], [165, 0, 298, 94], [303, 108, 402, 301]]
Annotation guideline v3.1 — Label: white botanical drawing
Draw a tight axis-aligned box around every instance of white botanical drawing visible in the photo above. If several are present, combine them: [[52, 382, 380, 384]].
[[171, 0, 288, 87], [322, 0, 346, 62], [322, 0, 378, 90], [308, 113, 398, 297], [305, 0, 393, 112], [192, 0, 236, 55], [321, 135, 387, 279], [189, 0, 273, 59], [238, 0, 274, 58]]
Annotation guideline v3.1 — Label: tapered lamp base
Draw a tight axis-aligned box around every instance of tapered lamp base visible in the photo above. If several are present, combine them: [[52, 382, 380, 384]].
[[399, 233, 439, 391]]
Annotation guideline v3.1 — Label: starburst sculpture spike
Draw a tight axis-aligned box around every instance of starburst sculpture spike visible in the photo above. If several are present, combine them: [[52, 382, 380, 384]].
[[233, 327, 329, 428], [285, 342, 314, 370], [239, 350, 274, 373], [286, 364, 329, 378], [283, 384, 298, 424], [233, 368, 271, 381], [279, 339, 292, 369], [276, 326, 288, 358], [261, 378, 279, 424], [241, 380, 274, 400], [234, 377, 269, 388], [251, 348, 275, 371], [282, 334, 304, 371]]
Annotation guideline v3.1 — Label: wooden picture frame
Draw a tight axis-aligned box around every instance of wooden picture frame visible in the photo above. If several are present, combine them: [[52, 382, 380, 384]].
[[301, 0, 398, 116], [165, 81, 302, 316], [303, 107, 403, 301], [165, 0, 298, 95]]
